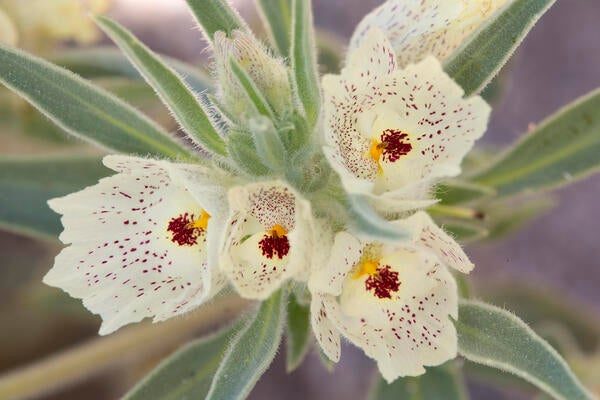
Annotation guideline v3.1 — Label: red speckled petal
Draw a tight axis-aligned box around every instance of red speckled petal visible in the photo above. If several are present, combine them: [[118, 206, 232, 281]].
[[220, 181, 313, 300], [323, 31, 490, 204], [349, 0, 508, 67], [310, 293, 341, 362], [396, 211, 474, 273], [45, 155, 226, 334]]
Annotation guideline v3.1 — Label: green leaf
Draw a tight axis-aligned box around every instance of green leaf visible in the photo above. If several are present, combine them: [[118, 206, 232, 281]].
[[123, 321, 242, 400], [96, 16, 227, 157], [249, 116, 287, 172], [226, 131, 270, 176], [456, 300, 593, 400], [434, 180, 495, 205], [472, 88, 600, 196], [0, 43, 189, 158], [51, 47, 213, 94], [185, 0, 247, 42], [257, 0, 292, 57], [445, 0, 556, 95], [441, 221, 488, 243], [206, 291, 285, 400], [347, 195, 408, 241], [369, 361, 468, 400], [291, 0, 320, 128], [230, 58, 276, 119], [0, 156, 108, 239], [286, 293, 311, 372]]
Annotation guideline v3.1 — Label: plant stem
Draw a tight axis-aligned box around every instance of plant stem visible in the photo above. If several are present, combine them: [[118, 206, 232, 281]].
[[0, 296, 250, 400]]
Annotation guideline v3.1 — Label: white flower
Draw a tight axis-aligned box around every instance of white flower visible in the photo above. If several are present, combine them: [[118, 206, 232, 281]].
[[44, 155, 229, 335], [348, 0, 508, 67], [323, 28, 490, 213], [309, 211, 472, 381], [220, 181, 313, 300]]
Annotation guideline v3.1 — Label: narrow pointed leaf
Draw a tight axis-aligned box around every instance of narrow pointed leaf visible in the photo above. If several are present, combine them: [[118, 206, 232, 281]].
[[291, 0, 320, 127], [0, 43, 189, 157], [185, 0, 247, 42], [441, 221, 488, 243], [230, 58, 276, 119], [369, 362, 468, 400], [456, 300, 593, 400], [445, 0, 556, 95], [257, 0, 292, 57], [97, 17, 227, 156], [206, 290, 285, 400], [472, 88, 600, 196], [347, 195, 407, 241], [434, 181, 495, 205], [51, 47, 212, 94], [0, 156, 108, 239], [123, 321, 242, 400], [286, 293, 311, 372]]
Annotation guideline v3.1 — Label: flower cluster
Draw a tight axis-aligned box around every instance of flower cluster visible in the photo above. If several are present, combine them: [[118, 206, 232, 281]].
[[45, 0, 499, 382]]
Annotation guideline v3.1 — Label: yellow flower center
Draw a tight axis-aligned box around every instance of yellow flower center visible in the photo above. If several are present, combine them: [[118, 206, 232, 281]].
[[186, 210, 211, 230], [354, 260, 379, 279], [269, 224, 288, 238]]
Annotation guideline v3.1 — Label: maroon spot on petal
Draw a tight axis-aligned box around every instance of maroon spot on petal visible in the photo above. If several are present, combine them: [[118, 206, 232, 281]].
[[365, 265, 401, 299], [258, 232, 290, 260], [379, 129, 412, 163], [167, 212, 205, 246]]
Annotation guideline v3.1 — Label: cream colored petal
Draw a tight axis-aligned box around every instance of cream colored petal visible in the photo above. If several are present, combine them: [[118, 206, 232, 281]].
[[45, 155, 225, 334], [396, 211, 474, 273], [220, 181, 313, 300], [310, 293, 341, 362], [349, 0, 508, 67]]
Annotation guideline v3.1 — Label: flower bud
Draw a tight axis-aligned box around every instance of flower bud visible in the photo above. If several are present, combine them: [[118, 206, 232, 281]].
[[214, 30, 292, 119]]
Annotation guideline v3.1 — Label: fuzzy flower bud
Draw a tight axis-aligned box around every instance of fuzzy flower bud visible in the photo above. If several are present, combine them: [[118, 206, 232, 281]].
[[214, 30, 292, 119]]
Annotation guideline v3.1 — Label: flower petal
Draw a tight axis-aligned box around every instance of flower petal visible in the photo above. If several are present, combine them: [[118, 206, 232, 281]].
[[349, 0, 508, 67], [309, 231, 363, 297], [396, 211, 474, 273], [45, 155, 226, 334], [331, 245, 459, 381], [220, 181, 313, 300], [310, 293, 342, 362], [323, 37, 490, 204]]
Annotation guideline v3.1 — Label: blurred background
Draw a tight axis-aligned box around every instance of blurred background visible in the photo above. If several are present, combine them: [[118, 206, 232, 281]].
[[0, 0, 599, 399]]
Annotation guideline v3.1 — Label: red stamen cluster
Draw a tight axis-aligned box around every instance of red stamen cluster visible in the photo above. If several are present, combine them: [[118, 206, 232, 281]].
[[259, 234, 290, 259], [365, 265, 401, 299], [167, 213, 203, 246], [380, 129, 412, 163]]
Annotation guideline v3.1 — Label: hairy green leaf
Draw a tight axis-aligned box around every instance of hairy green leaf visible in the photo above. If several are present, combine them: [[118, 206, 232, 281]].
[[434, 180, 495, 205], [291, 0, 320, 128], [97, 17, 227, 156], [472, 88, 600, 196], [257, 0, 292, 57], [445, 0, 556, 95], [456, 300, 593, 400], [185, 0, 247, 42], [286, 293, 311, 372], [206, 291, 285, 400], [369, 362, 468, 400], [230, 58, 276, 119], [0, 156, 108, 239], [51, 47, 212, 94], [226, 131, 270, 176], [441, 221, 488, 243], [0, 43, 189, 157], [347, 195, 408, 241], [123, 321, 242, 400]]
